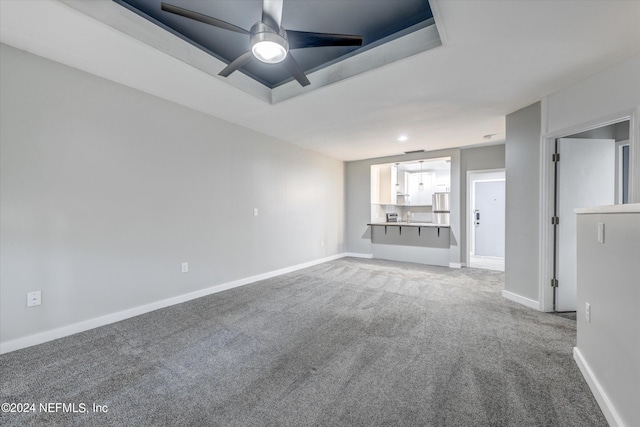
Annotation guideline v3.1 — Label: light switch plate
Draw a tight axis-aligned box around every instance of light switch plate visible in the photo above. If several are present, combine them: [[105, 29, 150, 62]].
[[27, 291, 41, 307], [597, 222, 604, 243], [585, 302, 591, 323], [253, 208, 259, 216]]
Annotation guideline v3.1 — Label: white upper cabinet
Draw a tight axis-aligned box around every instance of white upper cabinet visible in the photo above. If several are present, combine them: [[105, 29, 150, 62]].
[[371, 164, 394, 204], [408, 171, 435, 205]]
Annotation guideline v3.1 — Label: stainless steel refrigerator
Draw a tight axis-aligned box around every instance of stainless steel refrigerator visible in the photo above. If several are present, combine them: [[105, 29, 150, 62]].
[[432, 192, 450, 225]]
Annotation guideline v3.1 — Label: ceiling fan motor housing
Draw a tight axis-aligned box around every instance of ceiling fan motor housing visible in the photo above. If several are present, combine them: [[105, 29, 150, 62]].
[[250, 22, 289, 63]]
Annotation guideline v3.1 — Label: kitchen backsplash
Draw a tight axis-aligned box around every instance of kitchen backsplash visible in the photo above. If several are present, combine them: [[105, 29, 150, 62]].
[[371, 204, 433, 223]]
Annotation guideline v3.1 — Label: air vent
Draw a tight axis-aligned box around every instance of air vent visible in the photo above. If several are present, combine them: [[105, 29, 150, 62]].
[[404, 149, 425, 154]]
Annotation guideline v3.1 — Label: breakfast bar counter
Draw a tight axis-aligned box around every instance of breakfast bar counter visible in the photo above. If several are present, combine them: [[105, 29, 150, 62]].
[[367, 222, 450, 266], [367, 222, 450, 236]]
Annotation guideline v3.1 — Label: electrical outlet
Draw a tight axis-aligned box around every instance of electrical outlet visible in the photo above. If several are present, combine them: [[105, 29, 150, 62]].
[[181, 262, 189, 273], [253, 208, 259, 216], [27, 291, 41, 307], [320, 240, 325, 247], [585, 302, 591, 323]]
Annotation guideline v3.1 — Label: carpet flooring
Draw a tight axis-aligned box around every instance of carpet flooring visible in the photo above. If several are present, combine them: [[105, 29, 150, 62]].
[[0, 257, 607, 426]]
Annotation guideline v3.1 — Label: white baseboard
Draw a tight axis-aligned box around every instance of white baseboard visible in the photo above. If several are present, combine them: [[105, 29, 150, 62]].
[[343, 252, 373, 259], [449, 262, 464, 269], [573, 347, 624, 427], [501, 290, 540, 310], [0, 253, 346, 355]]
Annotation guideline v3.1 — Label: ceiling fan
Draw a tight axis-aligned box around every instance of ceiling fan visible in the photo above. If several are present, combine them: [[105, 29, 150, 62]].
[[160, 0, 364, 87]]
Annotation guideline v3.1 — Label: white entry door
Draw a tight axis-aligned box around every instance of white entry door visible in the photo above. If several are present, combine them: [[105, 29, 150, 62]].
[[468, 170, 505, 271], [474, 180, 506, 257], [556, 138, 615, 311]]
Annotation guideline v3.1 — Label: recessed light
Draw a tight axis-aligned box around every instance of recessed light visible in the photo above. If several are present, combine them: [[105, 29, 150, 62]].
[[397, 135, 408, 142]]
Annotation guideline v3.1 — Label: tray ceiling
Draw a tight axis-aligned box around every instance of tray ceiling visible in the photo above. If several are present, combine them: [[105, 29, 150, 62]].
[[113, 0, 438, 96]]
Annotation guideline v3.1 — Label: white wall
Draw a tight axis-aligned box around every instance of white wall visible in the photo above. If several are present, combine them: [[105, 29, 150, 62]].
[[0, 44, 345, 350], [575, 206, 640, 427], [504, 102, 542, 305], [545, 55, 640, 136], [544, 54, 640, 203]]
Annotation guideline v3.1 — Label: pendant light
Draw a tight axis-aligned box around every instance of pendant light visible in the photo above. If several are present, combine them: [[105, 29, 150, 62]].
[[418, 161, 424, 190], [395, 163, 400, 192]]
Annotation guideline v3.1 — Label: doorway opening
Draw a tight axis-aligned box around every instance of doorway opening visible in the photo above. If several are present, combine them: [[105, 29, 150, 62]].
[[549, 120, 630, 312], [467, 169, 505, 271]]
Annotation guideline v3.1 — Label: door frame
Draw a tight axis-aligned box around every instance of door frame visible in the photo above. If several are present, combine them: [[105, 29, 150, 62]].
[[538, 108, 638, 312], [466, 168, 505, 267], [617, 140, 630, 204]]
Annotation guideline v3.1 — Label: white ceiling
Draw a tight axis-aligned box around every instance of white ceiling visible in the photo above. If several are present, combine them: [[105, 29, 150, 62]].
[[1, 0, 639, 161]]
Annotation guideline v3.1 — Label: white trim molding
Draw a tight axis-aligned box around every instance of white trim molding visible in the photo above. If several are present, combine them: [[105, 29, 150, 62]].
[[574, 347, 625, 427], [501, 290, 540, 310], [631, 107, 640, 203], [343, 252, 374, 259], [538, 133, 556, 312], [0, 253, 348, 354]]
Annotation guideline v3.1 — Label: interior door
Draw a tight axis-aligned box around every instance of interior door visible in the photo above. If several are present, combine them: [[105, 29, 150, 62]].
[[474, 180, 505, 257], [556, 138, 615, 311]]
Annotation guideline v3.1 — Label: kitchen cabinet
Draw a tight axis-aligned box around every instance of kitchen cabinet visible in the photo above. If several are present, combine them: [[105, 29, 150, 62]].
[[390, 164, 398, 205], [396, 170, 409, 205], [371, 164, 437, 206], [408, 171, 435, 205], [371, 164, 394, 204]]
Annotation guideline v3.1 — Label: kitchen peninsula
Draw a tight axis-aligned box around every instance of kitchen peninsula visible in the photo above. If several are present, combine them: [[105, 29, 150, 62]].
[[368, 157, 453, 267], [367, 222, 451, 266]]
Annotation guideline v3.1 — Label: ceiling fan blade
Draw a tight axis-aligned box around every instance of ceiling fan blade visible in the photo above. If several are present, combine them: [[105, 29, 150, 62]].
[[218, 51, 254, 77], [161, 2, 248, 35], [281, 55, 311, 87], [262, 0, 283, 31], [286, 30, 363, 49]]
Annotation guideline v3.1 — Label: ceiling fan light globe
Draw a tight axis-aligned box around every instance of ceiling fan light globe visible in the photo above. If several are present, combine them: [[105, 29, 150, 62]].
[[252, 41, 287, 63], [250, 22, 289, 64]]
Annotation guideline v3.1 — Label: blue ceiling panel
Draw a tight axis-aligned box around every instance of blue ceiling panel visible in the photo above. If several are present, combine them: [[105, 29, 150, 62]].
[[113, 0, 434, 88]]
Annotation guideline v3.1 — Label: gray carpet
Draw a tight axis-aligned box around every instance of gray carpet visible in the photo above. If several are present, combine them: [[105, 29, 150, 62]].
[[1, 257, 607, 426]]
